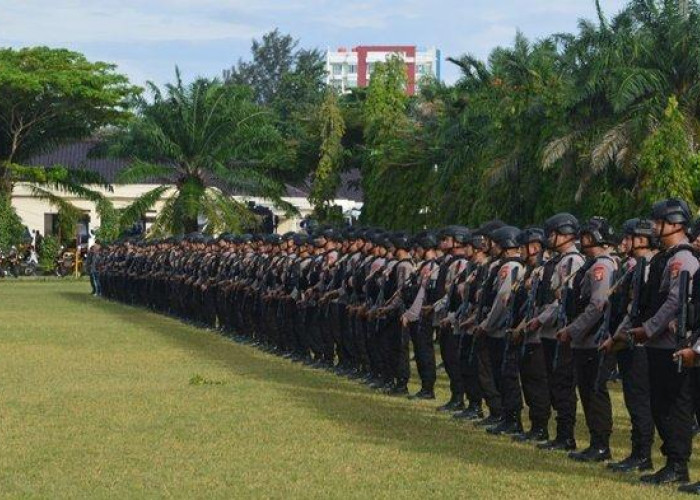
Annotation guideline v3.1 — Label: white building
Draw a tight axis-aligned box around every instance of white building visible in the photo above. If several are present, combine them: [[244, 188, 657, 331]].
[[11, 141, 363, 245], [325, 45, 441, 95]]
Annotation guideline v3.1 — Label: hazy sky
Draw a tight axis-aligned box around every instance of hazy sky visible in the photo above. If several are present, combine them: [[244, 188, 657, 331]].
[[0, 0, 630, 87]]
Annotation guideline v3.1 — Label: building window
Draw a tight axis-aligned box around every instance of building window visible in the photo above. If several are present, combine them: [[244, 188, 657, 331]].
[[44, 213, 59, 237], [348, 64, 357, 74], [417, 63, 432, 75], [332, 64, 342, 75]]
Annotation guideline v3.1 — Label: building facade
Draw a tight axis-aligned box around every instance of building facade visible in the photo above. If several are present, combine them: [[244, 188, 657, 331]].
[[325, 45, 441, 95], [10, 141, 363, 246]]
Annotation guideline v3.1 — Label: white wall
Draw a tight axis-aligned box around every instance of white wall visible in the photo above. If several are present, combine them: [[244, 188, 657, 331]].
[[11, 183, 363, 240]]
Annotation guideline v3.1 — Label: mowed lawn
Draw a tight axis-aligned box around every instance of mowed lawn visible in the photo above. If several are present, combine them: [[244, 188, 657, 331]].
[[0, 281, 693, 498]]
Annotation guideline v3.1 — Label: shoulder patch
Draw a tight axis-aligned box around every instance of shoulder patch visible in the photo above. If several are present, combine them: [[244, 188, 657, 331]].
[[499, 266, 509, 280], [670, 260, 683, 279], [592, 265, 605, 282]]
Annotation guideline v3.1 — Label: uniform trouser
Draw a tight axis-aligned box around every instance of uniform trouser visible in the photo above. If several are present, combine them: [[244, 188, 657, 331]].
[[486, 336, 510, 418], [410, 318, 437, 391], [296, 306, 310, 357], [459, 334, 484, 406], [308, 306, 324, 359], [617, 346, 654, 457], [340, 305, 356, 369], [693, 367, 700, 427], [501, 337, 524, 421], [354, 314, 370, 372], [520, 343, 551, 430], [375, 317, 392, 382], [439, 326, 463, 400], [90, 272, 99, 295], [319, 304, 335, 362], [367, 318, 383, 377], [573, 348, 613, 449], [382, 317, 402, 383], [398, 322, 412, 385], [647, 347, 694, 464], [330, 303, 344, 365], [541, 338, 577, 441], [477, 336, 502, 417]]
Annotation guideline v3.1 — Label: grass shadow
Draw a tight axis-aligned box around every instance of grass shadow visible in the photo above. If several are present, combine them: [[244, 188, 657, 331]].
[[58, 291, 676, 490]]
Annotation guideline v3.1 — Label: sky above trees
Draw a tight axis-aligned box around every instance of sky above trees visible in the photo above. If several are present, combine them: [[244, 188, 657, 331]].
[[0, 0, 628, 86]]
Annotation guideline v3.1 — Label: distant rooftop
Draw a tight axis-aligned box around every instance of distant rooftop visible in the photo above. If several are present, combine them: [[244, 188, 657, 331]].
[[26, 140, 363, 202]]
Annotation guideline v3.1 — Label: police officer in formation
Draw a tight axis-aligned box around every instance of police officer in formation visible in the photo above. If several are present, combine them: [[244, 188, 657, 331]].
[[91, 198, 700, 494]]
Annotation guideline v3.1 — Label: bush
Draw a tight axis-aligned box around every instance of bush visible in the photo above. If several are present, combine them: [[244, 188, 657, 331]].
[[0, 195, 24, 251], [39, 235, 61, 273]]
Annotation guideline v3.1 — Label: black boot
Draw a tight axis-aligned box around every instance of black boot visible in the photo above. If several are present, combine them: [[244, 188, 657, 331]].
[[486, 418, 522, 436], [678, 482, 700, 494], [512, 427, 549, 443], [568, 446, 611, 463], [386, 382, 409, 396], [475, 414, 503, 427], [437, 395, 464, 412], [408, 388, 436, 400], [537, 437, 577, 451], [607, 453, 653, 472], [453, 403, 483, 421], [640, 461, 689, 485]]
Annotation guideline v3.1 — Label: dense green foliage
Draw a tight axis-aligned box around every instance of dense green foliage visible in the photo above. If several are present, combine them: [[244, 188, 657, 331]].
[[104, 71, 294, 235], [0, 194, 24, 250], [0, 46, 138, 235], [38, 234, 60, 271], [354, 0, 700, 228], [309, 91, 346, 221]]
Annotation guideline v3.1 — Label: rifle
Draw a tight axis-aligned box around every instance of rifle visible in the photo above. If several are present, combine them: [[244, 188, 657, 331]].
[[373, 271, 387, 330], [501, 265, 521, 373], [553, 258, 574, 371], [629, 257, 647, 327], [520, 273, 541, 357], [468, 265, 490, 365], [453, 262, 476, 335], [594, 269, 617, 394], [676, 270, 690, 373]]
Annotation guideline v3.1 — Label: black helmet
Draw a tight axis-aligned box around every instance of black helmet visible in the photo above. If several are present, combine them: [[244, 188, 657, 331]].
[[293, 234, 309, 246], [630, 218, 659, 248], [517, 227, 545, 246], [470, 220, 505, 250], [580, 216, 616, 246], [322, 227, 341, 241], [266, 234, 282, 245], [690, 218, 700, 242], [390, 232, 413, 250], [370, 231, 389, 247], [621, 218, 640, 237], [491, 226, 521, 249], [544, 213, 579, 236], [442, 225, 471, 245], [282, 231, 296, 241], [651, 198, 691, 225], [415, 231, 438, 249], [476, 220, 506, 237]]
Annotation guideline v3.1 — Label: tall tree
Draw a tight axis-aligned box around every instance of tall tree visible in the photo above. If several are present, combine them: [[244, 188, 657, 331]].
[[309, 90, 346, 221], [104, 71, 293, 235], [0, 47, 139, 224], [224, 30, 327, 184]]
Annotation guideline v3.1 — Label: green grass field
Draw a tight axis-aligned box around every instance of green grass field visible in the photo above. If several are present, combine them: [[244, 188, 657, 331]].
[[0, 280, 693, 498]]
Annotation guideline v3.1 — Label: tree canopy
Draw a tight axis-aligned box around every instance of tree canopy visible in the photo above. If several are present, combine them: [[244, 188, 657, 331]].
[[104, 70, 294, 235]]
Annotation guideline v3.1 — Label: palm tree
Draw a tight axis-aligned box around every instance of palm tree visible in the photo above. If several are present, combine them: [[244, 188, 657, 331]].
[[543, 0, 700, 208], [104, 70, 294, 235]]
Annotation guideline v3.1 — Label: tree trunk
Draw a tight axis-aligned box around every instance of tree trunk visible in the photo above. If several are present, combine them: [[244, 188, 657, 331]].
[[183, 216, 199, 234]]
